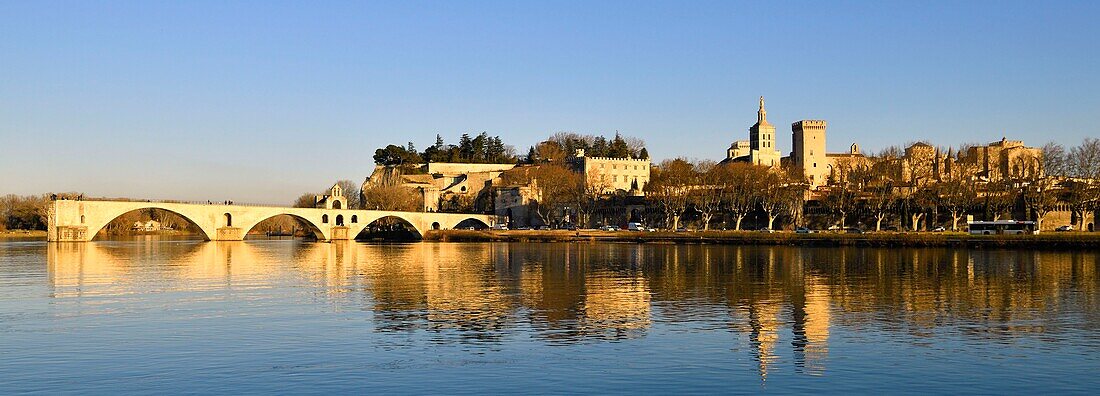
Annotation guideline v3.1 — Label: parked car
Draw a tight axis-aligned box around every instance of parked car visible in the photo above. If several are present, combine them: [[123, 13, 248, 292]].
[[758, 228, 775, 233], [600, 225, 618, 231], [491, 224, 509, 230], [932, 226, 946, 232], [845, 228, 864, 234], [795, 227, 813, 234], [1056, 225, 1074, 232], [676, 227, 688, 232]]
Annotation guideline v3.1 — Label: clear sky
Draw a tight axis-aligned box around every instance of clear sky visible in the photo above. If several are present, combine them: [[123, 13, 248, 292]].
[[2, 1, 1098, 204]]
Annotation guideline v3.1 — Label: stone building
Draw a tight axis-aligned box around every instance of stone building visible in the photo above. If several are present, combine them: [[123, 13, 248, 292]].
[[571, 149, 650, 196], [724, 97, 783, 167], [363, 162, 516, 212], [784, 117, 868, 188], [955, 138, 1042, 182], [315, 183, 347, 209]]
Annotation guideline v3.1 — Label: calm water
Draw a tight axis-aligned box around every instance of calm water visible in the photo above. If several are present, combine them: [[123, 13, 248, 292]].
[[1, 239, 1098, 394]]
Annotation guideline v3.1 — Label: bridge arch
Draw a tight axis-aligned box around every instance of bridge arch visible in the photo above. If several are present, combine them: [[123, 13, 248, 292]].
[[238, 213, 327, 240], [353, 215, 424, 240], [451, 217, 491, 230], [87, 206, 214, 241]]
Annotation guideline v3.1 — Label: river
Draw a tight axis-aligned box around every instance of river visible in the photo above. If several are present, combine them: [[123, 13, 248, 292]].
[[1, 239, 1098, 394]]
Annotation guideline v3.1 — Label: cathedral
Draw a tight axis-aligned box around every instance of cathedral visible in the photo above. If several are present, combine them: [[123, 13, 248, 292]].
[[723, 97, 783, 167]]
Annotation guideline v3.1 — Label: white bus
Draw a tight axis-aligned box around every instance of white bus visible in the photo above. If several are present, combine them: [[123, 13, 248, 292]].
[[967, 220, 1038, 235]]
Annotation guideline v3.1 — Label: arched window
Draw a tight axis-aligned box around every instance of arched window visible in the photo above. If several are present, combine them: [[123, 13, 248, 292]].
[[336, 215, 344, 226], [431, 222, 441, 230], [80, 215, 85, 224], [322, 214, 329, 224], [224, 213, 232, 227], [333, 200, 342, 210], [351, 215, 358, 223]]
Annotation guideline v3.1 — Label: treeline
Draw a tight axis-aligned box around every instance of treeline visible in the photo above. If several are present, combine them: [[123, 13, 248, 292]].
[[646, 160, 804, 231], [374, 132, 517, 166], [373, 131, 649, 166], [535, 132, 648, 160], [0, 194, 49, 231]]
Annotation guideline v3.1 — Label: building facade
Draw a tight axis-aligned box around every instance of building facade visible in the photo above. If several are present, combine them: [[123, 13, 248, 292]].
[[573, 149, 650, 195]]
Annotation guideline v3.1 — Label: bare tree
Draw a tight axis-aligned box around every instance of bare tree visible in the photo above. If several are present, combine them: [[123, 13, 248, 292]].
[[361, 183, 423, 211], [723, 163, 763, 230], [529, 164, 581, 226], [1021, 143, 1065, 230], [935, 178, 977, 231], [755, 168, 791, 231], [293, 193, 317, 208], [1068, 138, 1100, 230], [646, 159, 694, 230], [336, 180, 361, 209], [582, 169, 614, 227], [692, 160, 725, 230]]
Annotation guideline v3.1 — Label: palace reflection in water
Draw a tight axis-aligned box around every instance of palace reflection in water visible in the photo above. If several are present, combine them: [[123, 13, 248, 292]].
[[39, 240, 1100, 384]]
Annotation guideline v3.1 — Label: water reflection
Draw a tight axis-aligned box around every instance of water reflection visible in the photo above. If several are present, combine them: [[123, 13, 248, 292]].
[[42, 241, 1100, 382]]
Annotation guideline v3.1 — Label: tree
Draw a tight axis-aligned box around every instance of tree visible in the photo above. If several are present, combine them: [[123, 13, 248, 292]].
[[935, 178, 977, 231], [722, 163, 762, 230], [607, 133, 631, 158], [755, 169, 791, 231], [534, 140, 567, 165], [691, 160, 724, 230], [528, 164, 581, 226], [293, 193, 317, 208], [1021, 143, 1065, 230], [575, 167, 612, 227], [860, 163, 900, 231], [638, 147, 650, 160], [361, 183, 422, 211], [0, 194, 49, 230], [1068, 138, 1100, 230], [983, 180, 1017, 221], [336, 180, 361, 209], [373, 144, 422, 166], [778, 171, 809, 229], [646, 158, 694, 230]]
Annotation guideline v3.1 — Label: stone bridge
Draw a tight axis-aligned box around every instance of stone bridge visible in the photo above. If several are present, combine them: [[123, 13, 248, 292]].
[[47, 199, 505, 242]]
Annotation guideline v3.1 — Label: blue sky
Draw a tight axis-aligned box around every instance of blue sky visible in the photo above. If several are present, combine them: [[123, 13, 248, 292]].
[[2, 1, 1098, 203]]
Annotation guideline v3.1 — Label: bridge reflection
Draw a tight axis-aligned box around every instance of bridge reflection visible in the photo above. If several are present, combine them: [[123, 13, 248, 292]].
[[44, 241, 1099, 380]]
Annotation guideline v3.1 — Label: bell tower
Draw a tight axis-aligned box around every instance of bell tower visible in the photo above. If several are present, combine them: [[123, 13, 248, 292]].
[[749, 96, 781, 166]]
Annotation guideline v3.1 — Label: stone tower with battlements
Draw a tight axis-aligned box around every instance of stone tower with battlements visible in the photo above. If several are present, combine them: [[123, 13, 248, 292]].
[[791, 120, 828, 187]]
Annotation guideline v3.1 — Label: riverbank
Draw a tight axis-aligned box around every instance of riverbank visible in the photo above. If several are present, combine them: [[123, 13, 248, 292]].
[[0, 230, 47, 239], [423, 229, 1100, 249]]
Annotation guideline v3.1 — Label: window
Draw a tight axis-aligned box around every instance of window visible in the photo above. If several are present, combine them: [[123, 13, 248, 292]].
[[336, 215, 344, 226], [224, 213, 232, 227], [322, 214, 329, 224], [351, 215, 358, 223], [332, 200, 341, 209], [813, 163, 817, 168], [80, 215, 85, 224]]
